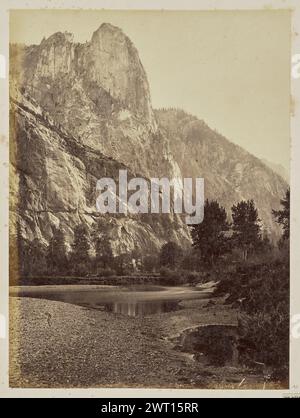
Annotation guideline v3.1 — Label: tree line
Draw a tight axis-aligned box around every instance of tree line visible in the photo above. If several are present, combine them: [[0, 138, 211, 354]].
[[12, 189, 289, 280], [159, 189, 289, 272]]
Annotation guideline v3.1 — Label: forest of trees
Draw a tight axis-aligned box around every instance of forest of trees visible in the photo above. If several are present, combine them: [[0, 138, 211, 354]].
[[215, 189, 290, 380]]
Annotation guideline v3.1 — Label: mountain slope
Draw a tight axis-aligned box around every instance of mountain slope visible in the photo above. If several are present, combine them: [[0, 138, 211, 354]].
[[155, 109, 287, 238], [9, 23, 288, 264], [261, 158, 290, 184]]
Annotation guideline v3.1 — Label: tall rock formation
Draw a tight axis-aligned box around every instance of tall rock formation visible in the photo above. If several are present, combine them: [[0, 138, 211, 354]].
[[9, 23, 288, 271]]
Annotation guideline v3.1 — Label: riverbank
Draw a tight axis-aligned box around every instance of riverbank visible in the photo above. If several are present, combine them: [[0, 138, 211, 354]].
[[9, 283, 215, 299], [9, 295, 284, 389], [10, 274, 162, 287]]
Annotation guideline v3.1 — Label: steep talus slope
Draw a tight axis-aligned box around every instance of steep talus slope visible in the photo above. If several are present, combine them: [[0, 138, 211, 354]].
[[155, 109, 288, 238]]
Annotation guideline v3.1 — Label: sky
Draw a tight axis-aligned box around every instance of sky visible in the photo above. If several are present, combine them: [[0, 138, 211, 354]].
[[10, 10, 291, 171]]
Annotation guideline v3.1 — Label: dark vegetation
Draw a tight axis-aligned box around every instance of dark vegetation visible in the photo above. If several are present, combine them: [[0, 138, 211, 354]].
[[214, 190, 290, 381]]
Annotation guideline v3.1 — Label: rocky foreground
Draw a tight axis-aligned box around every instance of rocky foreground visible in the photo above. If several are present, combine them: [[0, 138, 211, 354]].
[[9, 296, 281, 389]]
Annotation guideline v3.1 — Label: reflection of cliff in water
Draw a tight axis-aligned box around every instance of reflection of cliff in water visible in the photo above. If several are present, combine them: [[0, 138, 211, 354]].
[[105, 300, 179, 317]]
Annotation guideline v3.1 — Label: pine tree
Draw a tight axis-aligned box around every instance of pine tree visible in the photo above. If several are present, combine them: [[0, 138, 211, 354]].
[[259, 231, 273, 253], [70, 224, 90, 275], [160, 242, 183, 269], [21, 241, 31, 277], [231, 199, 262, 261], [46, 228, 68, 275], [30, 238, 47, 276], [273, 189, 290, 241], [143, 254, 159, 272], [191, 199, 230, 266], [94, 221, 113, 269]]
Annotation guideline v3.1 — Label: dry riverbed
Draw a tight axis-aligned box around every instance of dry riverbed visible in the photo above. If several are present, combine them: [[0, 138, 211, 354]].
[[9, 293, 276, 389]]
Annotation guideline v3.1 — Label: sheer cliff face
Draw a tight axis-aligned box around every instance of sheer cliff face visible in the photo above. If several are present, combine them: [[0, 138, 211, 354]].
[[14, 24, 179, 182], [10, 90, 191, 255], [10, 23, 287, 255], [22, 24, 154, 126]]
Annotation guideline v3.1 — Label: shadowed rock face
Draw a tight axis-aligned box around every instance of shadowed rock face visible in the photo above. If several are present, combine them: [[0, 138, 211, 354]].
[[9, 23, 288, 260]]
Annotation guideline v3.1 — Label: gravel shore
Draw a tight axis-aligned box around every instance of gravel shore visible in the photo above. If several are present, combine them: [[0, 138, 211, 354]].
[[10, 295, 272, 389]]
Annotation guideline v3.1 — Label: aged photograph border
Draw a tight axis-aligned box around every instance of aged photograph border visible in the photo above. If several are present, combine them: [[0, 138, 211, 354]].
[[1, 0, 299, 398]]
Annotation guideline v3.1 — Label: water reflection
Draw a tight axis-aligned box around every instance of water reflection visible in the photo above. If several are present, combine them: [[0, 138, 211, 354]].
[[105, 300, 179, 317], [12, 284, 206, 317]]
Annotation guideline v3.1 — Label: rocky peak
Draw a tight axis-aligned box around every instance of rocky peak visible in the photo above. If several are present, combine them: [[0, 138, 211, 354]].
[[32, 31, 75, 80], [18, 23, 156, 128], [91, 22, 126, 42], [10, 24, 288, 249], [41, 31, 74, 46]]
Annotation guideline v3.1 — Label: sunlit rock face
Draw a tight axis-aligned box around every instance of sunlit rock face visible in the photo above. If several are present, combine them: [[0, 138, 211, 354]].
[[85, 23, 155, 125], [13, 24, 164, 181], [10, 92, 191, 256], [10, 23, 288, 260], [28, 24, 155, 126]]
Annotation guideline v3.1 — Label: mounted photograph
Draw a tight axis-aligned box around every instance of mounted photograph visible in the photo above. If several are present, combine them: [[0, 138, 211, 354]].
[[9, 9, 291, 389]]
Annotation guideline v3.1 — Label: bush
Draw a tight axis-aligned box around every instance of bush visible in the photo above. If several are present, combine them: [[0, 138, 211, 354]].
[[97, 268, 116, 277], [143, 255, 159, 272], [159, 268, 208, 285], [215, 258, 289, 380], [184, 271, 202, 284], [181, 252, 202, 272], [159, 267, 184, 286], [159, 266, 172, 278], [238, 309, 289, 380], [72, 261, 89, 277], [160, 242, 183, 269]]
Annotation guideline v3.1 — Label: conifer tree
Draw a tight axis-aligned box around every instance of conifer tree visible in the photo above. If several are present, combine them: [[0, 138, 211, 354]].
[[231, 199, 262, 261], [191, 199, 230, 266]]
